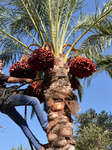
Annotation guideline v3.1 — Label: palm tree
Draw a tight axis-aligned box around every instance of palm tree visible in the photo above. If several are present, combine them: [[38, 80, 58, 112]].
[[0, 0, 112, 149]]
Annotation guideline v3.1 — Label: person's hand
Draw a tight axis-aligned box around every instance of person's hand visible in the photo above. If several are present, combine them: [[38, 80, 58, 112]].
[[13, 92, 17, 94], [25, 78, 33, 83]]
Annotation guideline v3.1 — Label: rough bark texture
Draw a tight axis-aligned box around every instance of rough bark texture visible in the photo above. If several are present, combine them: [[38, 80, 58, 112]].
[[43, 55, 77, 150]]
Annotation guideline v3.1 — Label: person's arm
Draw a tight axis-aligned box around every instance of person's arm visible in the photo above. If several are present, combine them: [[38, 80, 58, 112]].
[[0, 71, 33, 84], [7, 76, 33, 83]]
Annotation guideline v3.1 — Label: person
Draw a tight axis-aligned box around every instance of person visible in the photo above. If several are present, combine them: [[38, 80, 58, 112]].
[[0, 60, 48, 150]]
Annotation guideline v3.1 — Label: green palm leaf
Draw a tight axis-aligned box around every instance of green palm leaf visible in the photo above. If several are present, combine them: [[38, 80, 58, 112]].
[[96, 55, 112, 78], [64, 0, 112, 62]]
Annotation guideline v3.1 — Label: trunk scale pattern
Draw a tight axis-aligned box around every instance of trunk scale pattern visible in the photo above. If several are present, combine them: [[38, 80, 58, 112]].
[[43, 55, 78, 150]]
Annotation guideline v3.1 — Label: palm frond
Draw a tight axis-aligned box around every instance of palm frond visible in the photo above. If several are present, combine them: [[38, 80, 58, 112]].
[[59, 0, 86, 54], [0, 42, 24, 66], [59, 0, 80, 53], [64, 0, 112, 62], [0, 0, 45, 44], [64, 14, 93, 45], [96, 55, 112, 78], [78, 14, 112, 60], [79, 34, 112, 60], [82, 54, 112, 88], [20, 0, 45, 43]]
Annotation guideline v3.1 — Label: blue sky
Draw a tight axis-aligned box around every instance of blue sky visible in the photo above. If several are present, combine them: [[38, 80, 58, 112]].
[[0, 0, 112, 150]]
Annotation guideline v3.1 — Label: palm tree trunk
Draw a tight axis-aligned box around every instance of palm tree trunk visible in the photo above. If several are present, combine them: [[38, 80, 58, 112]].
[[43, 55, 76, 150]]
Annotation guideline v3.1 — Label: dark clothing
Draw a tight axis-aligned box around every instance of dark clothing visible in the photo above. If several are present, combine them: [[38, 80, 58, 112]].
[[0, 70, 17, 105], [0, 70, 48, 150], [0, 70, 9, 86]]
